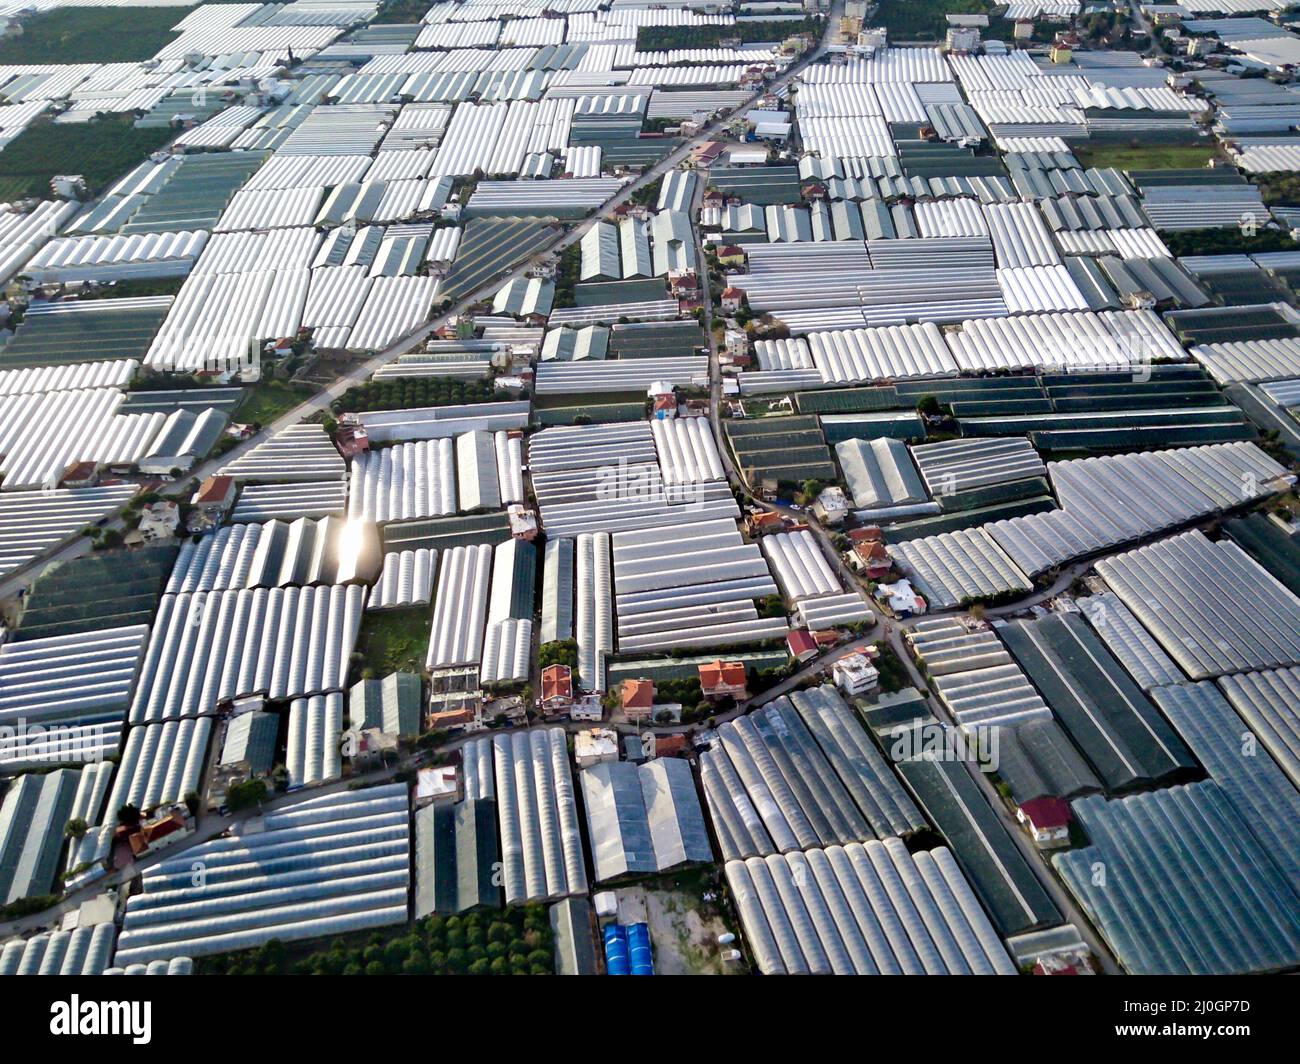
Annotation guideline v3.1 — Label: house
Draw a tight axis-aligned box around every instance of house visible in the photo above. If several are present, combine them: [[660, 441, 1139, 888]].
[[335, 423, 369, 459], [59, 460, 99, 488], [1017, 796, 1072, 849], [136, 499, 180, 542], [190, 474, 236, 528], [621, 678, 656, 722], [426, 705, 477, 731], [746, 510, 789, 536], [668, 269, 699, 299], [648, 381, 677, 418], [50, 174, 88, 201], [832, 652, 880, 697], [698, 659, 749, 701], [786, 629, 818, 663], [415, 765, 459, 805], [508, 503, 538, 541], [724, 327, 749, 361], [875, 578, 926, 617], [812, 628, 841, 648], [849, 539, 892, 579], [541, 664, 574, 715], [812, 485, 849, 526], [352, 728, 400, 772], [575, 727, 619, 768], [719, 286, 746, 314], [653, 733, 688, 758], [570, 693, 603, 722], [716, 243, 746, 268], [127, 806, 193, 858], [702, 188, 726, 211], [690, 141, 725, 168]]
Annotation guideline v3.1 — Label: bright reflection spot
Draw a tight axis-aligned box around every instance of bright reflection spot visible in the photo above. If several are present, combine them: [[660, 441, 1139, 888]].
[[336, 517, 366, 579]]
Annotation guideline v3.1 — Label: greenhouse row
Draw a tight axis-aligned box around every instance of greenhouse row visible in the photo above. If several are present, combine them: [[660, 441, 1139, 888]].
[[725, 840, 1017, 976]]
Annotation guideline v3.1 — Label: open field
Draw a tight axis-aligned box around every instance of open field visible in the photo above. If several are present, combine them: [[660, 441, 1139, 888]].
[[1073, 143, 1223, 171], [0, 116, 173, 199], [0, 7, 194, 64]]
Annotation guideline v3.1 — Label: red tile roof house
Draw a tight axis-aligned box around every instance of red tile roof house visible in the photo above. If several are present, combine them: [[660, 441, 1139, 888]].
[[540, 664, 573, 715], [192, 474, 236, 512], [698, 659, 749, 701], [653, 733, 689, 757], [621, 678, 656, 721], [850, 539, 893, 579], [786, 629, 818, 663], [720, 286, 746, 314], [1017, 796, 1072, 849]]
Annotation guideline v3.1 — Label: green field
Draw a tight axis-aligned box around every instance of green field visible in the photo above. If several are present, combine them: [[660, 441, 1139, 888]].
[[636, 18, 820, 50], [1072, 144, 1222, 171], [355, 609, 432, 676], [377, 0, 431, 21], [232, 380, 315, 429], [0, 6, 195, 64], [0, 116, 173, 199], [335, 376, 500, 414], [873, 0, 997, 42]]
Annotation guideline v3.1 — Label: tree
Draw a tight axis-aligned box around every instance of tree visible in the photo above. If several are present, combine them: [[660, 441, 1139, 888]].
[[64, 817, 88, 839], [183, 791, 201, 817], [117, 803, 142, 829], [227, 777, 268, 812], [402, 952, 430, 975]]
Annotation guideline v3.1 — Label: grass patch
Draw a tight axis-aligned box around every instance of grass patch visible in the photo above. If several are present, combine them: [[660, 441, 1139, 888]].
[[232, 380, 315, 429], [1072, 143, 1222, 171], [355, 608, 431, 677], [0, 115, 174, 199], [0, 7, 195, 64]]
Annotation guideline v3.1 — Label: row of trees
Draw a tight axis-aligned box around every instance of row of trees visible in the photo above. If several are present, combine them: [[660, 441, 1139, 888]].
[[199, 906, 555, 976], [335, 376, 499, 414]]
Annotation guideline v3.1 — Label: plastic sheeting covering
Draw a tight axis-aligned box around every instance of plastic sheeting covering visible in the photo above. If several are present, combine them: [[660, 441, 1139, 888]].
[[112, 787, 410, 966], [491, 728, 588, 904], [726, 839, 1016, 975]]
